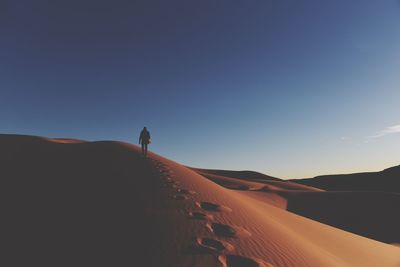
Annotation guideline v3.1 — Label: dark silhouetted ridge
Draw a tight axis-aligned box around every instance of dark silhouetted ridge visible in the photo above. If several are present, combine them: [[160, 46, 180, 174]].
[[292, 165, 400, 193]]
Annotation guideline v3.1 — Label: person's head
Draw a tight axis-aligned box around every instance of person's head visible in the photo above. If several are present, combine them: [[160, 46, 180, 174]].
[[143, 127, 147, 131]]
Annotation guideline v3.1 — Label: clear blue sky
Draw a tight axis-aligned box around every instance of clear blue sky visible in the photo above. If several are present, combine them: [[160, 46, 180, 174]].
[[1, 0, 399, 178]]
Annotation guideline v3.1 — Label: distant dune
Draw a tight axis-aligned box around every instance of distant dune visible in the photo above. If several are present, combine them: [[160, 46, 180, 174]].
[[2, 134, 400, 267], [191, 168, 281, 181], [292, 166, 400, 193]]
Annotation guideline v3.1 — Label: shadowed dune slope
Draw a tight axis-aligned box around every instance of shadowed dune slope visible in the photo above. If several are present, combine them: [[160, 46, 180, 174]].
[[2, 134, 400, 267], [292, 166, 400, 193], [281, 191, 400, 244]]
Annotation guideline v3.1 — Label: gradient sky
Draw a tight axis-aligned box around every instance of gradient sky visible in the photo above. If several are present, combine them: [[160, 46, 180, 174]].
[[1, 0, 400, 178]]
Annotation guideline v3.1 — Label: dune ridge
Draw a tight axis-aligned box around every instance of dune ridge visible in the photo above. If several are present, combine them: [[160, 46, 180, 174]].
[[1, 134, 399, 267], [292, 166, 400, 193]]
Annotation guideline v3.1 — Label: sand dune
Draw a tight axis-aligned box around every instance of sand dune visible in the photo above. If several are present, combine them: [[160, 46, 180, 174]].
[[194, 167, 400, 244], [293, 166, 400, 193], [192, 170, 323, 209], [194, 169, 322, 192], [288, 166, 400, 243], [192, 168, 281, 181], [2, 134, 400, 267], [282, 191, 400, 243]]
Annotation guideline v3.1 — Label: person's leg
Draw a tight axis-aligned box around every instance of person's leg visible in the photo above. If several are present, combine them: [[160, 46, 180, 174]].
[[141, 143, 145, 155], [144, 143, 148, 156]]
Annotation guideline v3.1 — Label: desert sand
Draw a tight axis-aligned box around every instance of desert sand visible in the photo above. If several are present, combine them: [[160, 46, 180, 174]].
[[2, 134, 400, 267]]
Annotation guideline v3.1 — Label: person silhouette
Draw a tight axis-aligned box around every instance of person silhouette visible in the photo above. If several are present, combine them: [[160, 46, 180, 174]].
[[139, 127, 151, 157]]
